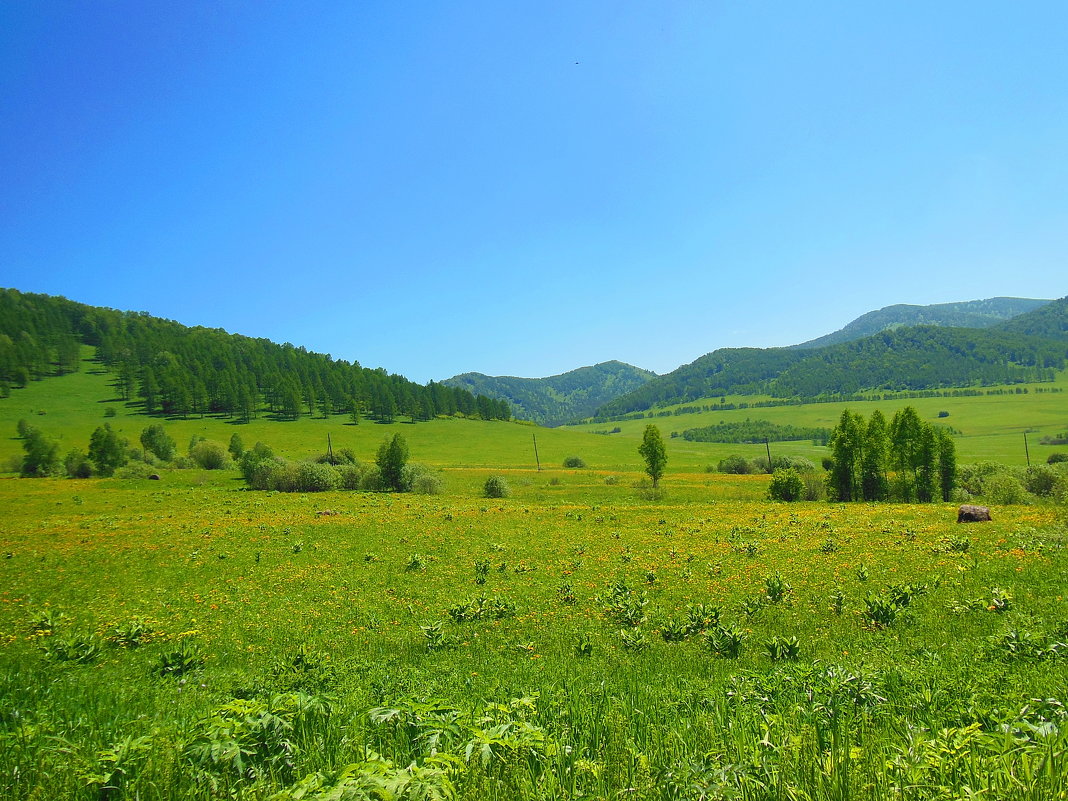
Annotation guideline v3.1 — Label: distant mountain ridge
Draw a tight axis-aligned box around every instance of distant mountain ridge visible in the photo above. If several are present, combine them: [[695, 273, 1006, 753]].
[[592, 296, 1068, 419], [443, 361, 656, 426], [792, 297, 1051, 349]]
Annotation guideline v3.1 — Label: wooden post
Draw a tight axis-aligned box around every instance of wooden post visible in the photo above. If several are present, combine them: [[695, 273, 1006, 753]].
[[765, 437, 773, 473], [533, 433, 541, 471], [1023, 432, 1030, 467], [327, 432, 334, 464]]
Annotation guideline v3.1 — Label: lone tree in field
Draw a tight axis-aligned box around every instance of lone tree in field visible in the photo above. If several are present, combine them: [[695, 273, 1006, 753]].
[[376, 433, 410, 492], [638, 424, 667, 488], [88, 423, 128, 477]]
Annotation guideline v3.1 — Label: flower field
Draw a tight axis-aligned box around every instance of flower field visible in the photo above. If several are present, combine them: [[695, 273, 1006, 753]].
[[0, 471, 1066, 799]]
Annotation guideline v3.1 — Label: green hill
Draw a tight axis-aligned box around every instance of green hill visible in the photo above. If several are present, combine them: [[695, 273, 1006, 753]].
[[792, 296, 1051, 349], [594, 299, 1068, 419], [443, 361, 656, 426], [995, 295, 1068, 340], [0, 288, 510, 424]]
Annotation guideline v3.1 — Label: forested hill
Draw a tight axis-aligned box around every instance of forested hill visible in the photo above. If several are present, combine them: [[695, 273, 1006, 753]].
[[792, 296, 1050, 349], [593, 310, 1068, 419], [0, 288, 510, 423], [994, 295, 1068, 340], [443, 361, 656, 426]]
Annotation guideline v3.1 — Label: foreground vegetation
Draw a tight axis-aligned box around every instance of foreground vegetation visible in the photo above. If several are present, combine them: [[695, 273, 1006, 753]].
[[1, 468, 1065, 799]]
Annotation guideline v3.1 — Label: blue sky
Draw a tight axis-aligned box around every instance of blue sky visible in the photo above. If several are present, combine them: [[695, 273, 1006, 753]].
[[2, 2, 1065, 383]]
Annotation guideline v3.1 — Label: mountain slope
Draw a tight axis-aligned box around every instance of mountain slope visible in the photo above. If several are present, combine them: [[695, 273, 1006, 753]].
[[995, 295, 1068, 340], [792, 297, 1051, 349], [443, 361, 656, 425], [594, 321, 1068, 419]]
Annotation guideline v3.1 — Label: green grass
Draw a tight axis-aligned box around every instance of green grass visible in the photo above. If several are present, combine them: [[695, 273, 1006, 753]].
[[0, 476, 1065, 799], [2, 352, 1067, 799]]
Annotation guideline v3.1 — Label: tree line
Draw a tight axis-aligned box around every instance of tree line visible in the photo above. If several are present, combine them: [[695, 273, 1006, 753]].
[[0, 289, 509, 423]]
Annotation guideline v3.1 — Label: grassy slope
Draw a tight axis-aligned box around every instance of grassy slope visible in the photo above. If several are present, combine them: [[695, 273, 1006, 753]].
[[568, 370, 1068, 467]]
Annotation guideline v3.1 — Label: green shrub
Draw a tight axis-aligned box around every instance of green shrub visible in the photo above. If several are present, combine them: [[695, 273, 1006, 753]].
[[768, 468, 804, 502], [64, 448, 93, 479], [984, 473, 1030, 505], [1048, 452, 1068, 465], [1024, 465, 1059, 497], [359, 465, 386, 492], [563, 456, 586, 469], [773, 454, 818, 473], [336, 463, 363, 490], [189, 440, 229, 470], [718, 455, 753, 474], [294, 461, 340, 492], [484, 475, 510, 498]]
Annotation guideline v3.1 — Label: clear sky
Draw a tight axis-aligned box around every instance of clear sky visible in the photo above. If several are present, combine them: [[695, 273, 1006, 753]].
[[2, 2, 1065, 383]]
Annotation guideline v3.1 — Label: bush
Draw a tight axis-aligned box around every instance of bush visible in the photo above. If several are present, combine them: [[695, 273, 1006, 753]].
[[718, 455, 754, 474], [294, 461, 340, 492], [484, 475, 510, 498], [984, 473, 1030, 505], [189, 440, 229, 470], [1025, 465, 1060, 497], [359, 465, 386, 492], [563, 456, 587, 469], [337, 463, 363, 490], [1049, 452, 1068, 465], [801, 472, 826, 501], [768, 468, 805, 502], [412, 472, 445, 495], [773, 455, 818, 473], [402, 463, 444, 495], [64, 449, 92, 479]]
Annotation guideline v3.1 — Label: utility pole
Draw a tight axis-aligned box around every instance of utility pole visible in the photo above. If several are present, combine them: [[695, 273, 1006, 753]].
[[765, 437, 773, 473], [1023, 432, 1031, 467], [532, 433, 541, 471], [327, 432, 334, 464]]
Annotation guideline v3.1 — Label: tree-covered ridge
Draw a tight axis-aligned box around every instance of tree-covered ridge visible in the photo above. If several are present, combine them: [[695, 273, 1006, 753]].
[[792, 296, 1052, 349], [994, 295, 1068, 340], [443, 360, 656, 426], [595, 321, 1068, 418], [0, 288, 510, 422]]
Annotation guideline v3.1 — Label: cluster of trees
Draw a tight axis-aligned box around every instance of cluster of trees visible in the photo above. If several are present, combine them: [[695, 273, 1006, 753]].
[[237, 433, 443, 494], [826, 407, 956, 503], [0, 290, 82, 395], [17, 419, 239, 479], [680, 420, 830, 445], [0, 289, 510, 423]]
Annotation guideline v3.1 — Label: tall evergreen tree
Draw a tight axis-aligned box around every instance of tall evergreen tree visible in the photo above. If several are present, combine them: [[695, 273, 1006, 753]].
[[860, 409, 889, 501]]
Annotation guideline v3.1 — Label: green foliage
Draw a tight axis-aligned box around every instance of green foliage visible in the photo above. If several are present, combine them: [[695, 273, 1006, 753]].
[[155, 643, 204, 678], [376, 434, 410, 492], [717, 454, 754, 474], [140, 423, 177, 462], [638, 424, 667, 488], [88, 423, 128, 477], [20, 425, 60, 476], [228, 432, 244, 460], [768, 468, 804, 502], [483, 475, 510, 499], [562, 455, 586, 468], [189, 440, 228, 470], [682, 420, 830, 444], [63, 447, 92, 478]]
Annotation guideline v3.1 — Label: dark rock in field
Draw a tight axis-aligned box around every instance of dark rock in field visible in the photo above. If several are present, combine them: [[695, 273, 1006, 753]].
[[148, 474, 161, 481], [957, 504, 991, 523], [315, 509, 339, 517]]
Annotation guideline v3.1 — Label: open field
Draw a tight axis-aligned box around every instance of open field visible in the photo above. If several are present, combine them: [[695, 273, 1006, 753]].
[[1, 471, 1066, 799]]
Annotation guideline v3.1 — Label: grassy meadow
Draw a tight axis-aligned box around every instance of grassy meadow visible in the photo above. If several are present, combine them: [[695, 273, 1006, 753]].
[[1, 356, 1067, 799]]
